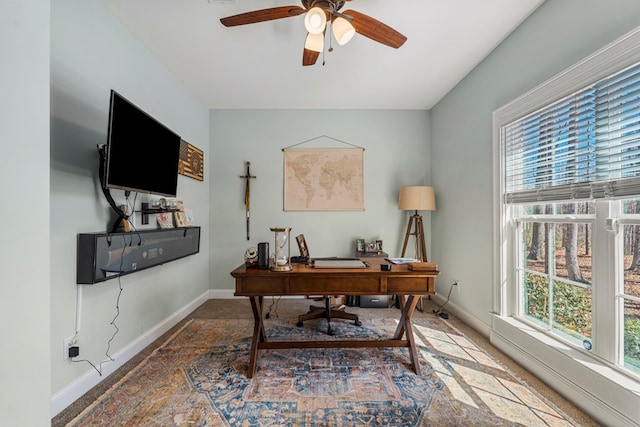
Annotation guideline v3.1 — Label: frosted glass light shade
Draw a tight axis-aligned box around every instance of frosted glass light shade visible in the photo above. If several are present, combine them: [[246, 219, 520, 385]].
[[304, 32, 324, 52], [304, 7, 326, 34], [398, 186, 436, 211], [332, 16, 355, 45]]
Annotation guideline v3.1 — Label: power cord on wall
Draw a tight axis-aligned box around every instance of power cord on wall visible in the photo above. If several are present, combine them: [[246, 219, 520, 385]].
[[70, 234, 129, 375], [433, 281, 459, 319]]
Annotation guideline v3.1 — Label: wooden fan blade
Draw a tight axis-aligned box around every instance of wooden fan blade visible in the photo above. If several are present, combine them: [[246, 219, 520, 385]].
[[302, 48, 320, 66], [343, 9, 407, 48], [220, 6, 304, 27]]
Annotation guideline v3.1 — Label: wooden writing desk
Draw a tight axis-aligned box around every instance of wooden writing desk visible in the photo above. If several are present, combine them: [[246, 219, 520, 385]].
[[231, 258, 439, 378]]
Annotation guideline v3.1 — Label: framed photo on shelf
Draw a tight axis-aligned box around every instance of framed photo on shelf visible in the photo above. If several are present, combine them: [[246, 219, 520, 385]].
[[296, 234, 309, 258], [184, 209, 194, 225], [157, 212, 174, 229], [174, 211, 188, 228]]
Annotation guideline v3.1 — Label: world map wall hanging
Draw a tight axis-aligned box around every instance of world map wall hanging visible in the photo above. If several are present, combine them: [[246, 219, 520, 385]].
[[283, 147, 364, 211], [178, 139, 204, 181]]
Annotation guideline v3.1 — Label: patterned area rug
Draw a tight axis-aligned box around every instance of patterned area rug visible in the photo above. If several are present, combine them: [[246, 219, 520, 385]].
[[67, 317, 578, 426]]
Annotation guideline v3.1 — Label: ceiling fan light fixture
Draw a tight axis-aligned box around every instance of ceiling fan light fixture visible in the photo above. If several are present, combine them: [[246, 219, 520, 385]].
[[332, 16, 355, 45], [304, 7, 326, 34], [304, 32, 324, 52]]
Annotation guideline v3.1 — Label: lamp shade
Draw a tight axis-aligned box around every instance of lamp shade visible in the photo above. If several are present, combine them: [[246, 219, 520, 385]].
[[304, 7, 327, 34], [304, 32, 324, 52], [398, 186, 436, 211], [332, 16, 355, 45]]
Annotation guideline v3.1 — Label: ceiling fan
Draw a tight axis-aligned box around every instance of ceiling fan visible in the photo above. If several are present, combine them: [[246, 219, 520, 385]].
[[219, 0, 407, 66]]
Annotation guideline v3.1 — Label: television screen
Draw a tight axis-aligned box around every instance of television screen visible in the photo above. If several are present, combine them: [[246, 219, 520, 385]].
[[104, 90, 181, 197]]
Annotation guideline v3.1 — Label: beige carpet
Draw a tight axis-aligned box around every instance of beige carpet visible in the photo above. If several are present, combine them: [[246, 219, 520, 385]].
[[52, 298, 600, 426]]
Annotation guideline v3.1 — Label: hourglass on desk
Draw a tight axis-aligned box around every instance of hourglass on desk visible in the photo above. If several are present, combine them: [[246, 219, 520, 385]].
[[270, 227, 292, 271]]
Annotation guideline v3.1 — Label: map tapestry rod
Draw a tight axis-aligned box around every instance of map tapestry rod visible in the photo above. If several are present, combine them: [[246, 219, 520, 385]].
[[281, 134, 365, 151], [240, 161, 256, 240]]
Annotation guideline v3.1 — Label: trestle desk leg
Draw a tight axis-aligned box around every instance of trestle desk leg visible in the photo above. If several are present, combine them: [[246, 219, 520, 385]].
[[393, 295, 421, 375], [248, 296, 265, 378]]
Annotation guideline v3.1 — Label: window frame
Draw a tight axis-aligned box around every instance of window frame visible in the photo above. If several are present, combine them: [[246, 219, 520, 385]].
[[493, 27, 640, 380]]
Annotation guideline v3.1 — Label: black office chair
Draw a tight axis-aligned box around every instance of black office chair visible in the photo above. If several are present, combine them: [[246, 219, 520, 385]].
[[296, 296, 362, 335], [293, 236, 362, 335]]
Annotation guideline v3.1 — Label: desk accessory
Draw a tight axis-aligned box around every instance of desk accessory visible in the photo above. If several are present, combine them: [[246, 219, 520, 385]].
[[380, 263, 391, 271], [270, 227, 292, 271], [244, 247, 258, 267], [257, 242, 269, 269], [296, 234, 309, 258]]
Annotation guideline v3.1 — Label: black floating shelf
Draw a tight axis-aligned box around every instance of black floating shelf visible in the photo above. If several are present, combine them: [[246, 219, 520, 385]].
[[76, 226, 201, 284]]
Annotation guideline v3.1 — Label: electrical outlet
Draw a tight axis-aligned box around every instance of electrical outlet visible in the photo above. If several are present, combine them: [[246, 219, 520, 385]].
[[454, 279, 460, 292], [63, 335, 77, 360]]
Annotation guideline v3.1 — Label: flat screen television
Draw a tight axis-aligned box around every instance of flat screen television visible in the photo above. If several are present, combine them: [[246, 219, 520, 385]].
[[103, 90, 181, 197]]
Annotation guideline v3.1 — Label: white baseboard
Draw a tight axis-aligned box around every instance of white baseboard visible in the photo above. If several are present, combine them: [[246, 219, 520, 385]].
[[50, 290, 210, 418], [209, 289, 235, 299], [430, 293, 492, 338]]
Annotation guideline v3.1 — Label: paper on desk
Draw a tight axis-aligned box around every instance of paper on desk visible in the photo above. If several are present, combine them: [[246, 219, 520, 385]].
[[385, 257, 420, 264]]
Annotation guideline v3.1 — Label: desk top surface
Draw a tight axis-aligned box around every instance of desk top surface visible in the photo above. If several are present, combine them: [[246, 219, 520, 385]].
[[230, 257, 439, 278]]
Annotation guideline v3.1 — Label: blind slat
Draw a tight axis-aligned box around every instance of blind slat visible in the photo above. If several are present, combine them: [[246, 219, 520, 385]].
[[504, 61, 640, 203]]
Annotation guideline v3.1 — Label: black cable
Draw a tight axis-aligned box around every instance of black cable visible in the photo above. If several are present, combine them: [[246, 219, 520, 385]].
[[124, 191, 142, 245], [433, 282, 457, 319], [265, 296, 281, 319]]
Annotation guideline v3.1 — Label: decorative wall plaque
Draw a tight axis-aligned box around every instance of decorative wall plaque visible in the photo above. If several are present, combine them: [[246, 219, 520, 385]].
[[178, 139, 204, 181]]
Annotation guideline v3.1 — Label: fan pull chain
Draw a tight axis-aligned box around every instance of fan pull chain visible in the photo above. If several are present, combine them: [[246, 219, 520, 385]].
[[323, 24, 333, 66]]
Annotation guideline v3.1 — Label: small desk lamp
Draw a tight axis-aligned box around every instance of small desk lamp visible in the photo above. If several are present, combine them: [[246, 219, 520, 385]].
[[398, 186, 436, 262]]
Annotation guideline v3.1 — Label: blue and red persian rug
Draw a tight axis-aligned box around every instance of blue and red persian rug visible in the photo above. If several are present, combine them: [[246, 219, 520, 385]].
[[67, 317, 578, 426]]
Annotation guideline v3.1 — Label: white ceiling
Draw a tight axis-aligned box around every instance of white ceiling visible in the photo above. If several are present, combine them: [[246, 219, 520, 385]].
[[100, 0, 544, 110]]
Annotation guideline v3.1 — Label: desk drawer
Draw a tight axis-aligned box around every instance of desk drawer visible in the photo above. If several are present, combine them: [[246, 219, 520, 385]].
[[236, 277, 286, 295], [386, 276, 434, 294], [360, 295, 389, 308]]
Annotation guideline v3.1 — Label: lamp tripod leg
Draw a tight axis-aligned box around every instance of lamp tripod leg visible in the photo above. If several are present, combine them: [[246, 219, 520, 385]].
[[414, 215, 428, 311], [401, 216, 415, 258]]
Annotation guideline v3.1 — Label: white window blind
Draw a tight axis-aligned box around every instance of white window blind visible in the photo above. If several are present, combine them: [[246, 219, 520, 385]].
[[504, 62, 640, 204]]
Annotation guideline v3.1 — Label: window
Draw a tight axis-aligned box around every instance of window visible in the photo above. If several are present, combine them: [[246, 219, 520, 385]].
[[495, 39, 640, 379], [517, 202, 594, 348]]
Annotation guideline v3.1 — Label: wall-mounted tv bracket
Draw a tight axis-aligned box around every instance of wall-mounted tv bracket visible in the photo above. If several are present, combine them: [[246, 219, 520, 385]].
[[139, 202, 178, 225], [97, 144, 130, 233]]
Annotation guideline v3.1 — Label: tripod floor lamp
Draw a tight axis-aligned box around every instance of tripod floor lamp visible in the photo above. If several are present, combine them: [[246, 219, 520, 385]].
[[399, 186, 436, 262]]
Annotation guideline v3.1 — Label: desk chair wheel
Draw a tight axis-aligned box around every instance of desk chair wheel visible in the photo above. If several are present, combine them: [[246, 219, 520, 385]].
[[296, 296, 361, 335]]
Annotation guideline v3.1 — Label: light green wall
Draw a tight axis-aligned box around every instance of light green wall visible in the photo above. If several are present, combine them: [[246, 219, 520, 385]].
[[209, 109, 432, 290], [431, 0, 640, 325], [15, 0, 640, 421], [0, 1, 51, 425], [49, 0, 210, 402]]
